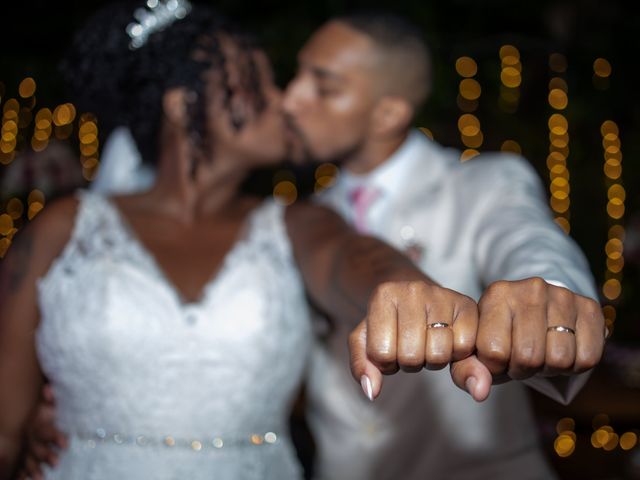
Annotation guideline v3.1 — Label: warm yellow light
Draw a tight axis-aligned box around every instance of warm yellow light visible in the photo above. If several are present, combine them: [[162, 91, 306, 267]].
[[53, 104, 73, 126], [455, 56, 478, 78], [461, 131, 483, 148], [606, 256, 624, 274], [0, 138, 17, 154], [460, 149, 479, 162], [549, 53, 567, 73], [549, 164, 569, 180], [550, 196, 570, 213], [459, 78, 481, 100], [605, 238, 623, 259], [554, 434, 575, 457], [499, 45, 520, 60], [500, 140, 522, 155], [27, 202, 44, 220], [0, 150, 15, 165], [34, 129, 51, 141], [620, 432, 638, 451], [602, 279, 622, 300], [602, 305, 616, 321], [548, 114, 568, 135], [549, 144, 570, 157], [79, 121, 98, 136], [608, 225, 625, 240], [31, 138, 48, 152], [604, 149, 622, 163], [546, 152, 566, 170], [314, 163, 338, 180], [0, 214, 14, 235], [18, 77, 37, 98], [593, 58, 612, 78], [457, 114, 480, 132], [81, 157, 99, 169], [548, 89, 568, 110], [28, 189, 45, 205], [604, 161, 622, 180], [603, 136, 621, 150], [603, 433, 619, 451], [549, 77, 568, 93], [500, 67, 521, 88], [607, 184, 626, 202], [6, 198, 24, 220], [80, 143, 99, 157], [419, 127, 434, 140], [273, 180, 298, 206], [607, 199, 625, 219], [549, 134, 569, 149], [556, 418, 576, 435], [554, 217, 570, 234], [501, 55, 521, 70], [601, 120, 619, 137]]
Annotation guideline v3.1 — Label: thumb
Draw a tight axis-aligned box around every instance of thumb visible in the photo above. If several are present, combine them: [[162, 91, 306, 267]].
[[450, 355, 492, 402], [348, 320, 384, 401]]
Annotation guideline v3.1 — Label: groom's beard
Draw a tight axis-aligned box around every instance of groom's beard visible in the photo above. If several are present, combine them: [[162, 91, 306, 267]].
[[283, 114, 362, 168]]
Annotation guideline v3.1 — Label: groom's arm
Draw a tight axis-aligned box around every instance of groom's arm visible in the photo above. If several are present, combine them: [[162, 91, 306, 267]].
[[284, 202, 488, 400]]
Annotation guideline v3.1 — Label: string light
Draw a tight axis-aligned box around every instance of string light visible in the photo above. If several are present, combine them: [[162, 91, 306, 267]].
[[547, 53, 571, 234], [601, 120, 624, 336], [78, 113, 100, 181], [314, 163, 338, 194], [498, 45, 521, 113], [593, 57, 612, 90], [455, 56, 482, 161]]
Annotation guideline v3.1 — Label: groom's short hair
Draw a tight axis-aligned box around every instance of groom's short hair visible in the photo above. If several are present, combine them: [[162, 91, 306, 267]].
[[334, 11, 432, 108]]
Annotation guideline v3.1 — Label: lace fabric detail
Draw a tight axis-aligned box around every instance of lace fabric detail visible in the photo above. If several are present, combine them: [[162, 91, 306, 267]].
[[36, 191, 311, 479]]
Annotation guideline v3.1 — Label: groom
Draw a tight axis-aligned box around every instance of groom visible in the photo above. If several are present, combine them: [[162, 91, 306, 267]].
[[282, 11, 604, 480]]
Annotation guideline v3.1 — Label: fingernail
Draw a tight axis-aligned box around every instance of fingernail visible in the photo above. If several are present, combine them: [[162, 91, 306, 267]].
[[605, 327, 610, 338], [465, 376, 477, 396], [360, 375, 374, 402]]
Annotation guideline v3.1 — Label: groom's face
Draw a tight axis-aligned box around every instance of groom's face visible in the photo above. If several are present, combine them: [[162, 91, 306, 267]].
[[283, 21, 381, 164]]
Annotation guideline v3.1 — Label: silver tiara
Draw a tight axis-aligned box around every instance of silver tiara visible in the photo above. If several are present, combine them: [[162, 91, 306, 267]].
[[126, 0, 192, 49]]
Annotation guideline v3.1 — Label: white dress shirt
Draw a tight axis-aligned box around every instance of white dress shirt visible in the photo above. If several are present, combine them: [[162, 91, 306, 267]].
[[308, 130, 598, 479]]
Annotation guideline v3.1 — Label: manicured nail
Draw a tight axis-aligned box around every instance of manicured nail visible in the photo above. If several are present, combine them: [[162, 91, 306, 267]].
[[360, 375, 374, 401], [465, 376, 477, 397]]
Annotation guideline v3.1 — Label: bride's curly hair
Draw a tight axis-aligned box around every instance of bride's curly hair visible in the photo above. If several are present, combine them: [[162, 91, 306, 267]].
[[60, 1, 266, 166]]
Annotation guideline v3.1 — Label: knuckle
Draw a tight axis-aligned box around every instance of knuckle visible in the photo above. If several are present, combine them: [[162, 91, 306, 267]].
[[512, 345, 544, 371], [480, 343, 509, 366], [486, 280, 510, 297], [398, 352, 424, 370]]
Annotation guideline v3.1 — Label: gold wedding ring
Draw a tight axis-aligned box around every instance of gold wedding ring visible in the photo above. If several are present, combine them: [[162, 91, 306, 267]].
[[547, 325, 576, 335], [427, 322, 450, 329]]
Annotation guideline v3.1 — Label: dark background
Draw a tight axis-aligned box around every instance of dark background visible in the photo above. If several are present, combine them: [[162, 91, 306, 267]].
[[2, 1, 639, 478]]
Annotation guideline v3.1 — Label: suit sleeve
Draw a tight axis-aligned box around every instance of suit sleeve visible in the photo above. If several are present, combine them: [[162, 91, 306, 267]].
[[470, 154, 598, 404]]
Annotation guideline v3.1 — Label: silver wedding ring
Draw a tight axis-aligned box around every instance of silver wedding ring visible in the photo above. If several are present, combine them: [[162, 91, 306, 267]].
[[427, 322, 450, 329], [547, 325, 576, 335]]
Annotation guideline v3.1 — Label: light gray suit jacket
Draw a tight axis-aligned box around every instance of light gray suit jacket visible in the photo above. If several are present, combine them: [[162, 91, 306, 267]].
[[308, 131, 597, 480]]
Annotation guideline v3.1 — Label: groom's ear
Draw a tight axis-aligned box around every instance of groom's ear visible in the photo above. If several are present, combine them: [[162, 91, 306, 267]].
[[162, 88, 189, 127], [371, 96, 413, 139]]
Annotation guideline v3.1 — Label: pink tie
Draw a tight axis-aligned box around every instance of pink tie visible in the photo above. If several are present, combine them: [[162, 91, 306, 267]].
[[349, 185, 380, 233]]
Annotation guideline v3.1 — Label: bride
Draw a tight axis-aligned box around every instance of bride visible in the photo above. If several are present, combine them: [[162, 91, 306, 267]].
[[0, 2, 480, 479]]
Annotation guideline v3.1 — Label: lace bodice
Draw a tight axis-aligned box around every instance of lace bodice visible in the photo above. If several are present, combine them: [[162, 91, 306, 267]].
[[35, 191, 311, 479]]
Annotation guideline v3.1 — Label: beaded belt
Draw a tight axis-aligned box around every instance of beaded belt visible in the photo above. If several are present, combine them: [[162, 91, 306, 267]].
[[74, 429, 280, 451]]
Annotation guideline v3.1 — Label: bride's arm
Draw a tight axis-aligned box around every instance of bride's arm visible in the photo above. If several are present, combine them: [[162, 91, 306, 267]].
[[285, 201, 425, 324], [0, 197, 77, 479]]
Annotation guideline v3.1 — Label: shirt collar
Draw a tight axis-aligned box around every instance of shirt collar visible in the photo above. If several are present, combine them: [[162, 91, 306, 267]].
[[335, 129, 435, 200]]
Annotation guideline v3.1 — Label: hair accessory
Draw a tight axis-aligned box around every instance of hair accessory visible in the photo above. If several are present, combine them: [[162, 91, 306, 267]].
[[126, 0, 192, 49]]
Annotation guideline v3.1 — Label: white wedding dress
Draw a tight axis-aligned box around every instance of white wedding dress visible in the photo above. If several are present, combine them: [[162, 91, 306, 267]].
[[35, 190, 311, 479]]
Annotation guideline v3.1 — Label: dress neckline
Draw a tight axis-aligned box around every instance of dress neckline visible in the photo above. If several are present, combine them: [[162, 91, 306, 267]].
[[100, 194, 260, 308]]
